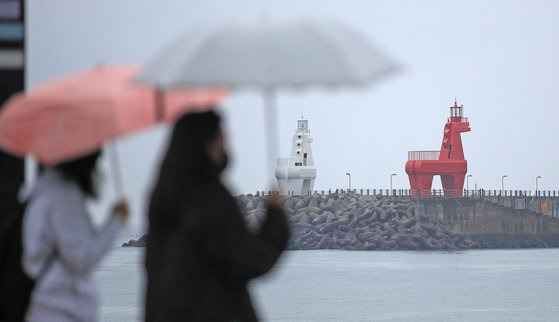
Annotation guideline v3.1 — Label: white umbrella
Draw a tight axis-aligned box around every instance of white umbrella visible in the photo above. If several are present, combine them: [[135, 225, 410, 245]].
[[136, 20, 399, 184]]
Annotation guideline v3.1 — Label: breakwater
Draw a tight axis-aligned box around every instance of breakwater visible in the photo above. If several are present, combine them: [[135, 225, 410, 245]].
[[420, 198, 559, 248], [123, 192, 559, 249], [239, 193, 479, 250]]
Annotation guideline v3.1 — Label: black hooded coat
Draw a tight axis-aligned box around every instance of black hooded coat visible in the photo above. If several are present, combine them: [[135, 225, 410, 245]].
[[145, 112, 289, 322]]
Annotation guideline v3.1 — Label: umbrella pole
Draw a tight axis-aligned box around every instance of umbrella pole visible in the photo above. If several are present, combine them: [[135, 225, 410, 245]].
[[263, 89, 279, 190], [154, 88, 165, 121], [108, 142, 125, 198]]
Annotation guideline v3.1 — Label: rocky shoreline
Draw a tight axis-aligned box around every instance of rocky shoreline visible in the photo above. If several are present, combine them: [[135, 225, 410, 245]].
[[123, 193, 559, 250]]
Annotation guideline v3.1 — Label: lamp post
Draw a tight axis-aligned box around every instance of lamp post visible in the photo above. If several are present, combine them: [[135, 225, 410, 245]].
[[501, 175, 508, 194], [536, 176, 542, 196], [345, 172, 351, 191], [466, 174, 472, 192], [390, 173, 396, 192]]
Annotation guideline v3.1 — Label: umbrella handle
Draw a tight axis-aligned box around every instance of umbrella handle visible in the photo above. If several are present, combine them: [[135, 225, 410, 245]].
[[154, 89, 165, 121], [108, 142, 125, 198]]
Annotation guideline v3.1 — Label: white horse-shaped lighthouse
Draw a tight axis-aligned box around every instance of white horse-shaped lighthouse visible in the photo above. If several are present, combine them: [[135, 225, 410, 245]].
[[275, 116, 316, 195]]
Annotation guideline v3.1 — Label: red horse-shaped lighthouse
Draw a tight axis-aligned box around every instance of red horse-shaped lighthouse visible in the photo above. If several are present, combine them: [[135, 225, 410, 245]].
[[405, 100, 471, 197]]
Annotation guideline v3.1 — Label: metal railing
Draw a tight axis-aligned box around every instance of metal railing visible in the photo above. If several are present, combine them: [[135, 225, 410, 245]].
[[448, 116, 469, 123], [256, 188, 559, 198], [252, 188, 559, 217], [408, 150, 440, 160]]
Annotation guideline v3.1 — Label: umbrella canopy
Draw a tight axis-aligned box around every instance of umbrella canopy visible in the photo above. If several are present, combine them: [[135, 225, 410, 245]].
[[135, 21, 399, 185], [0, 65, 228, 165], [136, 21, 397, 89]]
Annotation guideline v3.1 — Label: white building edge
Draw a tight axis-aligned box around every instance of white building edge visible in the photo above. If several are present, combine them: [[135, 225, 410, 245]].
[[275, 116, 316, 195]]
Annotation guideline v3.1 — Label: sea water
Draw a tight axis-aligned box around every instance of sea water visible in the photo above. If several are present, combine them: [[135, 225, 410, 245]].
[[95, 235, 559, 321]]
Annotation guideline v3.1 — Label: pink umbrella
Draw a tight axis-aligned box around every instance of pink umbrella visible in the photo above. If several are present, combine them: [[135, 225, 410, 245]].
[[0, 65, 227, 164], [0, 65, 228, 194]]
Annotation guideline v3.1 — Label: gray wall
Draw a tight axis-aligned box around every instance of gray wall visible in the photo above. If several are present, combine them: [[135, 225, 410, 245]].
[[422, 200, 559, 235]]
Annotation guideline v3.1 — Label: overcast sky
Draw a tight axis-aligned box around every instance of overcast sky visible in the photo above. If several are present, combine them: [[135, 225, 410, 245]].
[[27, 0, 559, 228]]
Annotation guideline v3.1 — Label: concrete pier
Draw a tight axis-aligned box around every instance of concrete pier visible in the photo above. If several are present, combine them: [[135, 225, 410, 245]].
[[421, 199, 559, 235], [420, 198, 559, 248]]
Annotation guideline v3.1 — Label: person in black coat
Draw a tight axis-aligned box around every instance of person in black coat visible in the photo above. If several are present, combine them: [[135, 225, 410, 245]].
[[145, 110, 289, 322]]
